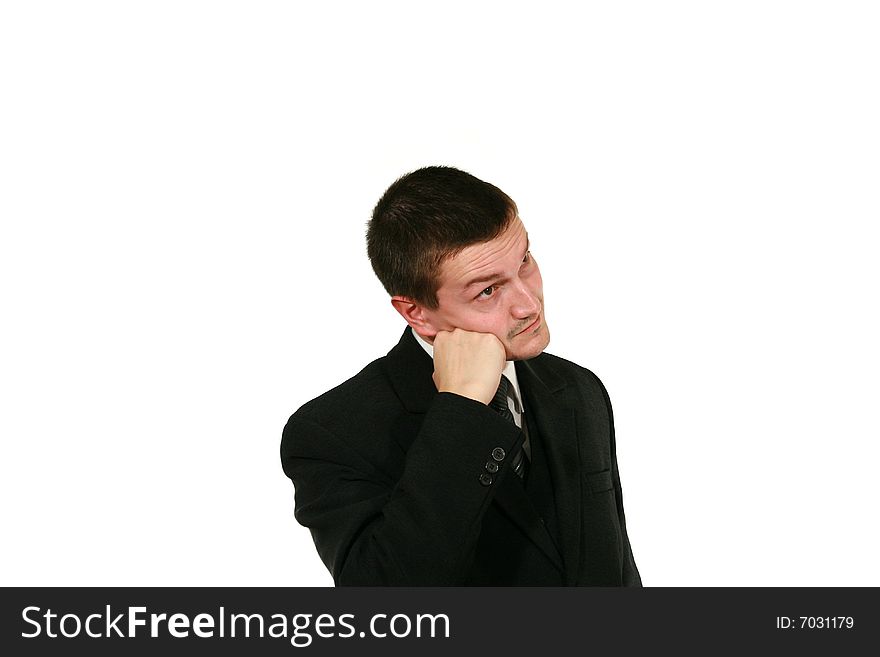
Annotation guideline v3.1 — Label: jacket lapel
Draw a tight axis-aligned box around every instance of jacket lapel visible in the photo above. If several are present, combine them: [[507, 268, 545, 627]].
[[383, 328, 437, 414], [516, 356, 583, 586], [382, 329, 438, 455]]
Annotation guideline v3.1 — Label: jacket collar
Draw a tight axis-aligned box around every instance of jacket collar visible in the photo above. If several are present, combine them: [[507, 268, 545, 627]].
[[383, 328, 438, 413]]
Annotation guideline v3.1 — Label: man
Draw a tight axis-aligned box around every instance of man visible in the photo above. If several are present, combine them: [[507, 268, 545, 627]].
[[281, 166, 641, 586]]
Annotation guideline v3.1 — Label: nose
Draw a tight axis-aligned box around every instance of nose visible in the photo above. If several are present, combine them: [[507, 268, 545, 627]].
[[510, 280, 540, 319]]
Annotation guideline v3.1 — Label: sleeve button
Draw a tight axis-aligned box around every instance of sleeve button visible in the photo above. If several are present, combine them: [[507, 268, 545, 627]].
[[479, 473, 494, 486], [491, 447, 506, 462]]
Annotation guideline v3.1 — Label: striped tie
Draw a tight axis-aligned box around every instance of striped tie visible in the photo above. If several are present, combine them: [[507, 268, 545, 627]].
[[490, 375, 528, 479]]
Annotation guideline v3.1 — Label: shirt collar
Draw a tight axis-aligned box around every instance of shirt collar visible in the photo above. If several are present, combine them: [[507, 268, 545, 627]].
[[410, 326, 523, 412]]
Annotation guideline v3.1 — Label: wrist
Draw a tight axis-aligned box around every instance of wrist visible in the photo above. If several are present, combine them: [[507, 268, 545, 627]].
[[436, 383, 493, 405]]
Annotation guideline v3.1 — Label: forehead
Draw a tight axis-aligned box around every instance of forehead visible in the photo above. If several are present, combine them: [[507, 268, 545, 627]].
[[437, 217, 528, 291]]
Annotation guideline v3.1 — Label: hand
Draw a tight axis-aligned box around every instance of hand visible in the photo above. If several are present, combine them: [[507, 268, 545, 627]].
[[431, 328, 506, 405]]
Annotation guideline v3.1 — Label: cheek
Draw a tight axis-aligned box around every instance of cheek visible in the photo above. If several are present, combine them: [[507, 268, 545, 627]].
[[450, 307, 508, 334], [464, 313, 504, 332], [432, 304, 494, 332]]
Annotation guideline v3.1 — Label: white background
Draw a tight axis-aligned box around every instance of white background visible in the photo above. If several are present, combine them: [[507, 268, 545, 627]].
[[2, 1, 878, 586]]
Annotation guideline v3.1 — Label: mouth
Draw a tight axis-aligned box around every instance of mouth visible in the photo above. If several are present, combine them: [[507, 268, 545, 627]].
[[515, 314, 542, 336]]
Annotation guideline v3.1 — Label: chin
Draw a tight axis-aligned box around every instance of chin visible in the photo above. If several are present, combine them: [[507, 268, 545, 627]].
[[508, 329, 550, 361]]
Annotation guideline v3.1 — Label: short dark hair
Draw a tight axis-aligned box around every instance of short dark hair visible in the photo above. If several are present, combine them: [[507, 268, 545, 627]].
[[366, 166, 517, 309]]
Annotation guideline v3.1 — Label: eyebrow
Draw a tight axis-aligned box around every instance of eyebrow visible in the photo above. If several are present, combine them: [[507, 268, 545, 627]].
[[462, 237, 531, 292]]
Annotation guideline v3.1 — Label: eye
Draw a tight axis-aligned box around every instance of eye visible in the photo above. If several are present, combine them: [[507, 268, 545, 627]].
[[522, 251, 532, 264], [478, 285, 497, 299]]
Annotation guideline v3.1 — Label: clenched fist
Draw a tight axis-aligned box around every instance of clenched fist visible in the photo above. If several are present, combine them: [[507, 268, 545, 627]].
[[431, 329, 506, 405]]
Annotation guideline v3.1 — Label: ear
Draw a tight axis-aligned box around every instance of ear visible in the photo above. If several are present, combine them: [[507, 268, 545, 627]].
[[390, 296, 438, 340]]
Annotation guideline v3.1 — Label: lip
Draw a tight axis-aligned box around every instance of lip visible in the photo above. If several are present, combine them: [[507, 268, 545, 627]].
[[516, 314, 542, 336]]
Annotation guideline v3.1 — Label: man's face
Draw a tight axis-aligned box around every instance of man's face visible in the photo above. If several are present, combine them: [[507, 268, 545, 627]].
[[417, 216, 550, 361]]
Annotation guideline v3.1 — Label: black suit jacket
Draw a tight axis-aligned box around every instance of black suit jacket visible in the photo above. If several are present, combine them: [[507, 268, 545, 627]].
[[281, 328, 641, 586]]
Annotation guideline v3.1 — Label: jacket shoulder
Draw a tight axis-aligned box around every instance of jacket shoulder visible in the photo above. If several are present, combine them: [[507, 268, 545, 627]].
[[284, 355, 405, 441], [292, 356, 390, 412], [533, 350, 607, 391]]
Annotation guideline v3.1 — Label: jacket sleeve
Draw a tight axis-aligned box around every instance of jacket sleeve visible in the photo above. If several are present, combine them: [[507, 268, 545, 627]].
[[281, 392, 523, 585]]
